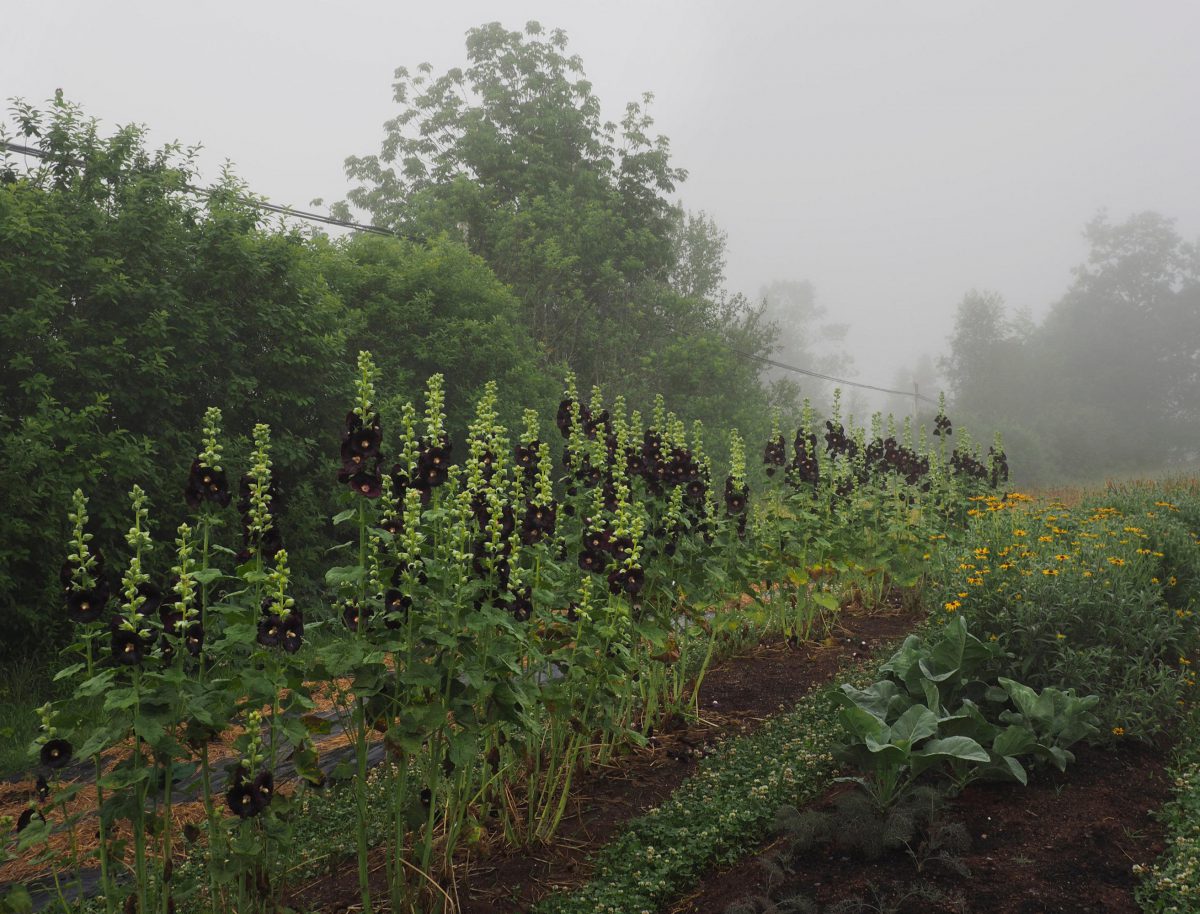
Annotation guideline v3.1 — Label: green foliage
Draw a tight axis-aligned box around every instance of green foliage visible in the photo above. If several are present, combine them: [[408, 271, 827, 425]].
[[1135, 701, 1200, 911], [931, 487, 1200, 737], [832, 616, 1098, 807], [317, 232, 558, 434], [535, 691, 843, 914], [340, 22, 789, 433], [0, 98, 565, 661]]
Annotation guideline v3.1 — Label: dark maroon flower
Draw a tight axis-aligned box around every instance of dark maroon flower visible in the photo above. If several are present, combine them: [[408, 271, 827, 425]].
[[16, 807, 44, 833], [514, 441, 540, 472], [251, 770, 274, 808], [280, 612, 304, 654], [226, 769, 266, 818], [349, 468, 383, 499], [521, 502, 557, 544], [416, 437, 452, 489], [40, 739, 72, 770], [578, 549, 606, 574], [185, 460, 231, 510], [724, 477, 749, 515], [344, 421, 382, 460], [509, 587, 533, 622], [35, 774, 49, 802], [607, 565, 645, 597], [257, 613, 283, 648], [111, 626, 146, 666], [609, 535, 634, 563], [66, 582, 109, 624], [183, 623, 205, 657], [582, 528, 612, 553], [380, 516, 403, 537], [342, 601, 370, 632], [383, 589, 411, 629], [136, 581, 163, 617], [555, 399, 577, 438]]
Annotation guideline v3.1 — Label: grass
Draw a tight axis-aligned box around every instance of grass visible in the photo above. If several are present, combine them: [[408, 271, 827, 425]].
[[0, 655, 64, 777], [1134, 702, 1200, 912]]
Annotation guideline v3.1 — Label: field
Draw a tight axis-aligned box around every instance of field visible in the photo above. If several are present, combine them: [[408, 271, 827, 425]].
[[2, 360, 1198, 914]]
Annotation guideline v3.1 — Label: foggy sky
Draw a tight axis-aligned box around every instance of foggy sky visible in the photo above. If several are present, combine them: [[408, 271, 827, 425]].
[[4, 1, 1198, 405]]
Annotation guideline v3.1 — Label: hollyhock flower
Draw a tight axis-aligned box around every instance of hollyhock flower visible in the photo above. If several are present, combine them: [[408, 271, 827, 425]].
[[185, 459, 231, 510], [608, 564, 645, 596], [280, 612, 304, 654], [66, 582, 109, 624], [40, 739, 73, 770]]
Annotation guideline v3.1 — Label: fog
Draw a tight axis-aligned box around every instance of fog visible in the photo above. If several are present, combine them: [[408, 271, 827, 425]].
[[4, 0, 1198, 435]]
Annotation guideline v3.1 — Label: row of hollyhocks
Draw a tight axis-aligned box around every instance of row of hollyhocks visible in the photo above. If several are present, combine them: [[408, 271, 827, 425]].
[[28, 353, 764, 914], [761, 391, 1009, 506]]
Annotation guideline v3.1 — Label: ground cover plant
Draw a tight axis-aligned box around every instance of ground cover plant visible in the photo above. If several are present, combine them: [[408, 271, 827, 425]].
[[0, 350, 1005, 913]]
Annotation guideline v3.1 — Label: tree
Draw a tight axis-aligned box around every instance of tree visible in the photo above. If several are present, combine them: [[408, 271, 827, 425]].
[[339, 21, 688, 389], [1040, 211, 1200, 468], [757, 280, 853, 405]]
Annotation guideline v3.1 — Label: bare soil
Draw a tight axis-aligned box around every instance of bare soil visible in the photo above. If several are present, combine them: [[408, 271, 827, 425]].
[[671, 740, 1169, 914]]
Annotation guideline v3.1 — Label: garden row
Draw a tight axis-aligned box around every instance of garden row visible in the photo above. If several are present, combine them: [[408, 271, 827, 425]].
[[0, 356, 1003, 914], [513, 482, 1200, 913]]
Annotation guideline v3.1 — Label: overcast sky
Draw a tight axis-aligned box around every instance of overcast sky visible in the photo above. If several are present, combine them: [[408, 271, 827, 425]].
[[5, 1, 1198, 401]]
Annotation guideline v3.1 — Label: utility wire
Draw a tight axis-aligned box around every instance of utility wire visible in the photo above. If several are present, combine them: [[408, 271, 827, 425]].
[[732, 349, 938, 405], [0, 140, 403, 238], [3, 139, 937, 404]]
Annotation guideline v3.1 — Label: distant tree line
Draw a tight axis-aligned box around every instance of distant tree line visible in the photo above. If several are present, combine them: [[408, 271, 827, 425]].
[[941, 211, 1200, 484]]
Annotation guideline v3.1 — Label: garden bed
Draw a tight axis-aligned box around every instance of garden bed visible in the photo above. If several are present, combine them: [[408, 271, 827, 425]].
[[290, 604, 919, 913], [674, 739, 1171, 914]]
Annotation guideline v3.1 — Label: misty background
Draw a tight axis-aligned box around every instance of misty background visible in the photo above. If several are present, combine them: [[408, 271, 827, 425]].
[[3, 0, 1199, 484]]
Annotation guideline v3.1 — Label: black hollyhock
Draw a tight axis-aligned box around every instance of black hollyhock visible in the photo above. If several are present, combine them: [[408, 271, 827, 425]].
[[226, 770, 265, 819], [35, 774, 49, 802], [763, 435, 787, 475], [185, 460, 231, 510], [40, 739, 73, 770], [16, 807, 44, 833], [380, 516, 403, 537], [521, 502, 557, 544], [183, 623, 205, 657], [111, 626, 146, 666], [607, 565, 645, 597], [251, 770, 274, 809], [280, 611, 304, 654], [514, 441, 540, 472], [724, 477, 749, 515], [933, 414, 953, 437], [136, 581, 163, 617], [582, 528, 612, 554], [416, 436, 452, 488], [348, 468, 383, 499], [66, 582, 110, 624], [509, 586, 533, 622], [257, 613, 283, 648], [578, 548, 606, 574], [341, 601, 370, 632], [383, 589, 411, 629], [608, 535, 634, 563], [555, 398, 576, 438], [344, 420, 382, 460]]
